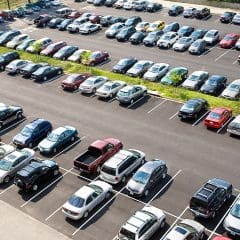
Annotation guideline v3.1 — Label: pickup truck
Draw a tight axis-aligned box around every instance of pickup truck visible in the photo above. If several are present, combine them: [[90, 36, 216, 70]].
[[73, 138, 123, 174]]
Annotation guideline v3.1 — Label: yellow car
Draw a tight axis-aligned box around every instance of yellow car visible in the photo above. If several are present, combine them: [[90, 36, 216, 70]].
[[147, 21, 165, 32]]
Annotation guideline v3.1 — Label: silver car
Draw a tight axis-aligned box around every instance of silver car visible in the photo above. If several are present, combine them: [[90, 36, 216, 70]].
[[5, 60, 31, 74], [232, 13, 240, 24], [203, 29, 220, 45], [0, 142, 15, 159], [227, 115, 240, 136], [126, 60, 153, 77], [173, 37, 194, 51], [79, 76, 108, 94], [143, 63, 169, 81], [221, 79, 240, 100], [157, 31, 179, 48], [79, 22, 102, 34], [96, 80, 126, 98], [0, 148, 35, 183], [6, 34, 29, 49], [189, 39, 206, 55], [182, 71, 209, 90]]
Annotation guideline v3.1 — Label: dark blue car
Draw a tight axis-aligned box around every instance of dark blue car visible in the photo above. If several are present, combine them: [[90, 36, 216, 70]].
[[13, 118, 52, 148]]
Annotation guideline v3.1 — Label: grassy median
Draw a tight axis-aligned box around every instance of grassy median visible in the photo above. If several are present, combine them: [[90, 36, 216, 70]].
[[0, 46, 239, 114]]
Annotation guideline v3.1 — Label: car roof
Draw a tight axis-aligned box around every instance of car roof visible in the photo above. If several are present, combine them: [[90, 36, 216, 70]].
[[212, 107, 230, 114], [52, 126, 67, 135], [139, 159, 166, 174], [231, 79, 240, 85], [231, 115, 240, 124], [75, 185, 95, 199], [26, 118, 47, 130], [5, 150, 23, 162], [191, 71, 208, 76], [104, 150, 133, 168]]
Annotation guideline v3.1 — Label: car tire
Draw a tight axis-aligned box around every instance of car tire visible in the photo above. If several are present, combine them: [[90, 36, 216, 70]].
[[105, 191, 111, 199], [16, 111, 23, 120], [92, 88, 96, 94], [28, 142, 33, 148], [32, 184, 38, 191], [130, 99, 134, 105], [121, 175, 126, 184], [200, 232, 205, 240], [84, 211, 89, 218], [71, 136, 75, 142], [144, 189, 149, 197], [43, 76, 47, 81], [0, 65, 4, 71], [58, 70, 62, 75], [109, 93, 113, 99], [212, 211, 216, 218], [53, 169, 59, 176], [167, 44, 170, 48], [143, 91, 147, 97], [3, 175, 10, 183], [0, 122, 3, 129], [97, 165, 101, 174], [162, 173, 166, 179], [160, 219, 165, 228], [194, 113, 198, 119], [53, 147, 57, 154]]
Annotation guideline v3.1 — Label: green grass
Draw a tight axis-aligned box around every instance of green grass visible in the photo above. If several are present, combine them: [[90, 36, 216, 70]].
[[0, 46, 239, 115], [0, 0, 29, 10]]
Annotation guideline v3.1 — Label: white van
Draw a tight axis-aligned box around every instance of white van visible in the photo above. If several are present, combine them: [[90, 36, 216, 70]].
[[55, 7, 72, 18]]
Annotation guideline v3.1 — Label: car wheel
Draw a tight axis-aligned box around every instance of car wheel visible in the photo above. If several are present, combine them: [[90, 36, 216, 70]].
[[28, 142, 33, 148], [162, 173, 166, 179], [58, 70, 62, 75], [144, 189, 149, 197], [212, 211, 216, 218], [16, 112, 23, 120], [141, 158, 145, 165], [105, 191, 111, 199], [96, 165, 101, 174], [0, 122, 3, 129], [84, 211, 89, 218], [167, 44, 170, 48], [32, 184, 38, 191], [121, 175, 126, 184], [160, 219, 165, 228], [71, 136, 75, 142], [194, 113, 198, 119], [200, 232, 205, 240], [43, 76, 47, 81], [130, 99, 134, 105], [74, 85, 78, 90], [109, 93, 113, 99], [92, 88, 96, 94], [53, 169, 59, 176], [3, 175, 10, 183], [53, 147, 57, 154], [143, 91, 147, 97], [0, 65, 4, 71]]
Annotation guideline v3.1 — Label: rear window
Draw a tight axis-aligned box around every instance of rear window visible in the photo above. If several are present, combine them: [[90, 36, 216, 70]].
[[119, 228, 135, 240], [190, 197, 208, 208], [101, 165, 116, 175], [88, 146, 103, 157]]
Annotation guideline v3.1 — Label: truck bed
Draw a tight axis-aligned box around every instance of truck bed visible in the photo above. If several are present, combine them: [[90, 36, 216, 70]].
[[78, 154, 99, 165]]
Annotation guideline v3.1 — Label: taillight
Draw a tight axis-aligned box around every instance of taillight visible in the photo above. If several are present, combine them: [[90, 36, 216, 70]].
[[115, 177, 119, 181], [25, 182, 31, 189]]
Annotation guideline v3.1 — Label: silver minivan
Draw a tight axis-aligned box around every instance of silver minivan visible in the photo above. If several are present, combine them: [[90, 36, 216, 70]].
[[55, 7, 72, 18]]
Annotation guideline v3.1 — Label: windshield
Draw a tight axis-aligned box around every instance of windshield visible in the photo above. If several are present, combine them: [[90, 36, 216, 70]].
[[206, 78, 218, 86], [118, 59, 128, 66], [162, 34, 171, 40], [182, 101, 196, 111], [68, 195, 85, 208], [223, 36, 234, 41], [134, 63, 143, 69], [189, 74, 200, 81], [21, 126, 33, 137], [110, 24, 120, 30], [23, 63, 35, 71], [101, 85, 111, 91], [229, 83, 240, 92], [178, 38, 188, 44], [132, 171, 150, 184], [47, 133, 59, 142], [118, 90, 129, 97], [206, 32, 215, 38], [84, 79, 94, 85], [150, 66, 161, 73], [119, 228, 135, 240], [209, 112, 221, 120], [34, 67, 48, 75], [66, 75, 79, 83], [0, 159, 12, 171], [231, 202, 240, 218]]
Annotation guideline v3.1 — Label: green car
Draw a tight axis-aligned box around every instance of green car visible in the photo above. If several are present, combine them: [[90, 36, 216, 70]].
[[161, 67, 188, 86]]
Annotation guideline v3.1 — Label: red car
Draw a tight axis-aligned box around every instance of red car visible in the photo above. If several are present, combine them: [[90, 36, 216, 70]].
[[219, 33, 239, 49], [68, 11, 82, 19], [89, 15, 102, 24], [212, 237, 232, 240], [83, 50, 109, 66], [40, 41, 67, 56], [204, 107, 232, 129], [61, 73, 91, 91]]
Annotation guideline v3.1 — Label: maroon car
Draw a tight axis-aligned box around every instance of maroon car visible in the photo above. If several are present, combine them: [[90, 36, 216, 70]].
[[68, 11, 82, 19], [61, 73, 92, 90], [90, 15, 102, 24], [84, 51, 109, 66], [40, 41, 67, 56]]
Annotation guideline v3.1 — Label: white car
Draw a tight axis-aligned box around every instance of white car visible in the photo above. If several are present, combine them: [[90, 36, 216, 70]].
[[114, 0, 128, 8], [67, 18, 88, 33], [157, 31, 179, 48], [143, 63, 169, 81], [62, 180, 112, 220], [227, 115, 240, 136], [203, 29, 220, 45], [79, 22, 102, 34], [0, 142, 15, 159], [221, 79, 240, 100], [162, 219, 205, 240], [135, 22, 149, 32], [0, 148, 35, 183], [79, 76, 108, 94], [118, 206, 166, 240], [232, 13, 240, 24], [6, 34, 29, 49], [182, 71, 209, 90], [5, 60, 31, 74], [51, 0, 62, 6], [96, 80, 126, 98], [173, 37, 194, 51], [123, 0, 138, 10]]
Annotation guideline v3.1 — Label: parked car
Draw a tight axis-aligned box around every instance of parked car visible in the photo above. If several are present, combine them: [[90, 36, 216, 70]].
[[79, 22, 102, 34], [189, 39, 207, 55], [118, 206, 166, 239], [161, 67, 188, 86], [6, 34, 29, 49], [0, 142, 15, 159], [143, 63, 169, 81], [73, 138, 123, 174], [126, 159, 167, 197], [0, 51, 19, 71], [135, 0, 149, 11], [162, 219, 205, 240], [112, 57, 137, 74], [177, 26, 194, 37], [33, 14, 52, 27], [55, 7, 72, 18], [143, 30, 163, 46], [5, 59, 30, 74], [200, 75, 227, 96], [147, 21, 165, 32], [67, 18, 88, 33], [13, 118, 52, 148], [20, 62, 48, 78], [126, 60, 153, 77], [82, 51, 109, 66], [219, 33, 239, 49], [0, 30, 21, 45], [135, 21, 150, 32], [47, 18, 63, 28], [105, 22, 125, 38], [16, 39, 35, 51], [67, 49, 91, 63], [163, 22, 180, 33], [62, 180, 112, 220], [157, 31, 179, 48], [15, 159, 59, 191], [116, 85, 147, 105], [123, 0, 138, 10], [129, 31, 146, 44], [114, 0, 127, 8], [173, 37, 194, 51], [190, 178, 232, 218], [190, 28, 208, 40], [67, 11, 82, 19], [0, 10, 14, 21], [40, 41, 66, 57], [53, 46, 78, 60], [116, 26, 136, 41], [235, 39, 240, 50], [38, 126, 78, 155], [178, 98, 208, 120], [227, 115, 240, 136], [203, 29, 220, 45], [96, 81, 126, 98], [182, 71, 209, 90], [212, 237, 232, 240], [100, 15, 114, 26], [183, 7, 197, 18], [220, 11, 236, 23], [79, 76, 108, 94], [26, 37, 52, 53], [194, 7, 211, 19], [146, 2, 162, 12], [31, 66, 63, 81], [93, 0, 106, 6], [168, 4, 184, 16], [105, 0, 117, 7], [57, 18, 73, 30], [125, 16, 142, 27], [221, 79, 240, 100], [232, 13, 240, 24]]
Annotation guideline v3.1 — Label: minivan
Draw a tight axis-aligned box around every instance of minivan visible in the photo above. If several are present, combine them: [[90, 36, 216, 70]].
[[55, 7, 72, 18]]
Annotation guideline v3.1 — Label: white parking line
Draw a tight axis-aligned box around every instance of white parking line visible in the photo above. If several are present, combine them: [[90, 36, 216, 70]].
[[20, 167, 73, 208], [215, 49, 233, 62], [108, 97, 116, 103], [232, 60, 238, 65], [217, 116, 234, 134], [192, 111, 210, 126], [45, 204, 63, 221], [127, 96, 146, 109], [169, 111, 179, 120], [0, 184, 14, 196], [147, 99, 168, 114], [0, 118, 26, 135]]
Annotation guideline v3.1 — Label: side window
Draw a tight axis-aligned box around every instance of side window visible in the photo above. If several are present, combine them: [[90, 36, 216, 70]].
[[18, 156, 27, 164], [138, 222, 152, 238], [86, 195, 93, 205], [186, 233, 195, 240], [118, 159, 131, 174], [128, 156, 137, 166], [92, 192, 99, 199]]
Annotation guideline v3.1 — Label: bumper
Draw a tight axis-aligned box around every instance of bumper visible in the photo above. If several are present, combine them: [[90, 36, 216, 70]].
[[190, 209, 212, 218], [79, 88, 93, 94], [227, 129, 240, 136], [62, 208, 83, 220], [99, 175, 119, 184], [178, 113, 193, 119], [95, 92, 109, 98]]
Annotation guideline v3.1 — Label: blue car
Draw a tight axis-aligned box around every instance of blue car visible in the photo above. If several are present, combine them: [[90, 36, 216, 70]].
[[13, 118, 52, 148], [38, 126, 78, 154]]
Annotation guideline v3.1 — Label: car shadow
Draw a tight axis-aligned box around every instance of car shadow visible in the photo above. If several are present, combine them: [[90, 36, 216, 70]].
[[127, 95, 151, 110], [34, 74, 64, 85], [150, 222, 171, 239], [0, 117, 26, 137], [0, 179, 14, 191]]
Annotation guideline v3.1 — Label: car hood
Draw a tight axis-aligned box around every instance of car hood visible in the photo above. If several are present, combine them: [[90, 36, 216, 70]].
[[38, 138, 56, 149], [63, 201, 83, 213], [221, 88, 238, 98], [174, 42, 186, 48], [201, 84, 215, 92], [161, 76, 173, 85], [182, 80, 197, 88], [80, 82, 93, 88], [128, 68, 141, 74], [225, 213, 240, 230], [144, 71, 158, 78], [127, 179, 145, 192], [13, 133, 29, 144]]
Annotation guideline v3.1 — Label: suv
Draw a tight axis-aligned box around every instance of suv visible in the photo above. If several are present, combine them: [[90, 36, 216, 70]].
[[100, 149, 145, 184], [194, 7, 211, 19], [0, 52, 19, 71], [189, 178, 232, 218], [33, 14, 52, 27], [13, 118, 52, 148], [15, 159, 59, 192], [118, 206, 166, 240], [126, 159, 168, 197]]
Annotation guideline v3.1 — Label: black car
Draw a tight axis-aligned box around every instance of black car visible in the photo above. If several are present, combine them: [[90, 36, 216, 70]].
[[48, 18, 63, 28], [105, 22, 125, 38], [125, 16, 142, 27], [53, 46, 78, 60], [177, 26, 194, 37], [189, 178, 232, 218], [143, 30, 163, 46], [20, 62, 48, 78], [93, 0, 106, 5], [31, 66, 63, 81], [194, 8, 211, 19], [0, 103, 23, 129], [129, 32, 146, 44], [112, 57, 137, 74], [146, 2, 162, 12], [168, 4, 184, 16], [190, 28, 208, 40], [15, 159, 59, 192], [57, 19, 73, 31], [0, 30, 21, 45], [105, 0, 117, 7], [200, 75, 227, 96], [0, 51, 19, 71], [109, 16, 126, 25], [100, 15, 113, 27], [116, 26, 136, 41], [163, 22, 180, 33], [178, 98, 208, 120], [220, 12, 236, 23], [33, 14, 52, 27]]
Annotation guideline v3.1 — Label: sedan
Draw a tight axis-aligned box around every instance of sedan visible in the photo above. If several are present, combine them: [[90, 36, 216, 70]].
[[161, 67, 188, 86], [200, 75, 227, 96], [227, 115, 240, 136], [62, 180, 112, 220], [203, 29, 220, 45], [57, 19, 73, 31], [61, 73, 91, 91], [232, 13, 240, 24], [143, 30, 163, 46], [112, 57, 137, 74], [220, 11, 236, 23], [5, 59, 30, 74], [178, 98, 208, 120], [168, 4, 184, 16], [126, 60, 153, 78], [20, 62, 48, 78], [68, 11, 82, 19], [53, 46, 78, 60], [143, 63, 169, 81], [96, 80, 126, 98], [6, 34, 29, 49], [177, 26, 194, 37], [190, 28, 208, 40], [67, 49, 91, 63], [38, 126, 78, 154], [0, 142, 15, 160], [105, 22, 125, 38], [79, 22, 102, 34], [16, 38, 35, 51], [204, 107, 232, 129], [135, 21, 149, 32], [157, 31, 179, 48], [235, 39, 240, 50], [219, 33, 239, 49], [82, 51, 109, 66], [163, 22, 180, 33], [173, 37, 194, 51], [189, 39, 207, 55], [31, 66, 63, 81], [116, 85, 147, 104], [48, 18, 63, 28], [146, 2, 162, 12], [79, 76, 108, 94], [129, 31, 146, 44], [147, 21, 165, 32], [40, 41, 67, 56], [116, 26, 136, 41], [221, 79, 240, 100], [183, 7, 197, 18], [182, 71, 209, 90]]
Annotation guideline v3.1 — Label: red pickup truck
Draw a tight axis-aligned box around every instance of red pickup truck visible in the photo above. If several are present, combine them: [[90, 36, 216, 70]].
[[73, 138, 123, 174]]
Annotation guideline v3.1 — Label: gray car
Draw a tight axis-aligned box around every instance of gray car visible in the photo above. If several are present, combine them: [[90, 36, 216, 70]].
[[221, 79, 240, 100], [189, 39, 206, 55], [182, 71, 209, 90], [143, 63, 169, 81], [173, 37, 194, 51], [79, 76, 108, 94], [5, 60, 31, 74], [126, 159, 167, 197], [126, 60, 153, 77], [227, 115, 240, 136], [105, 23, 125, 38]]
